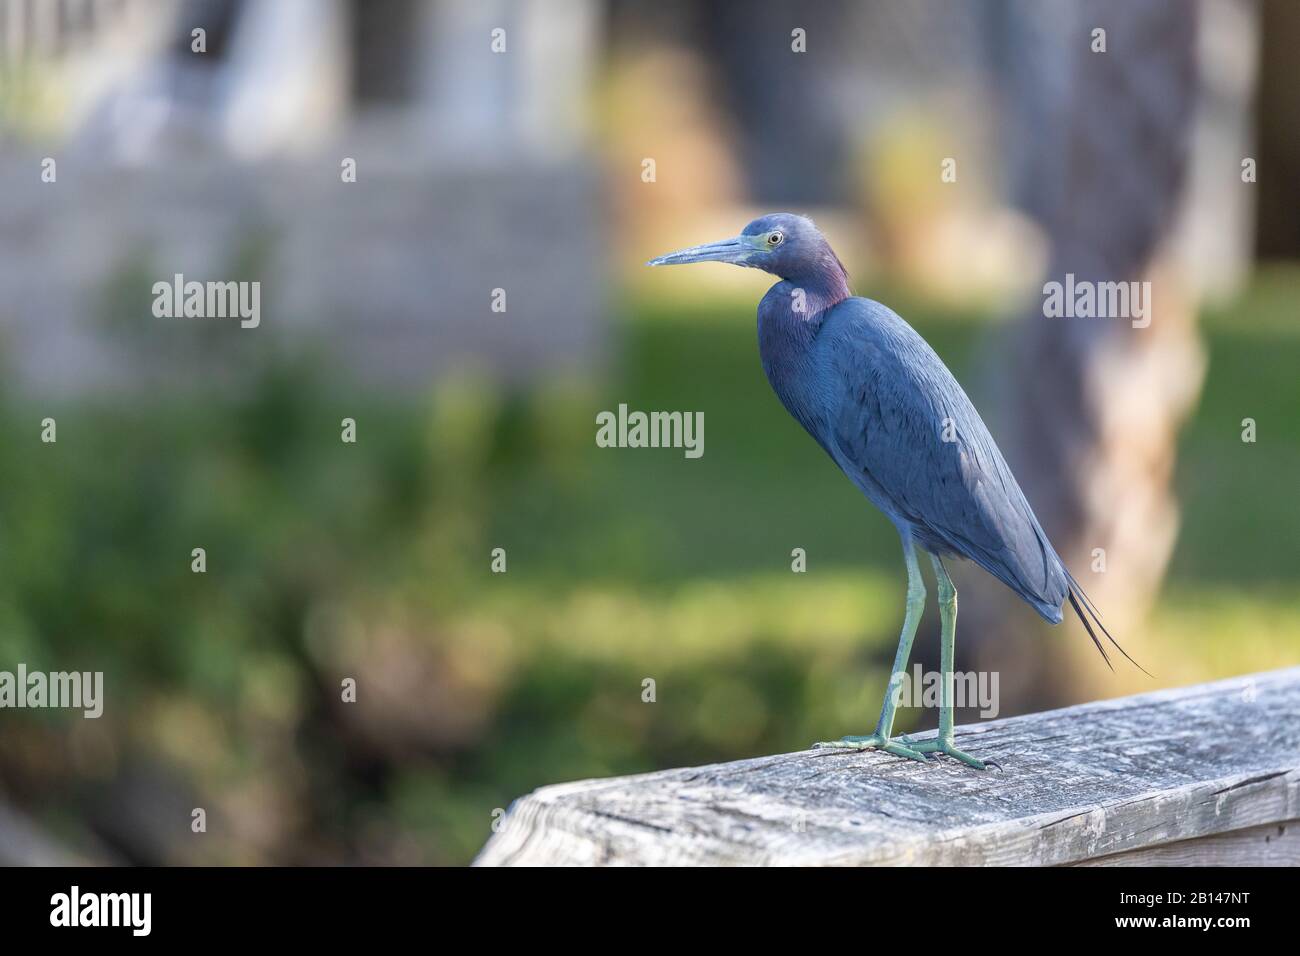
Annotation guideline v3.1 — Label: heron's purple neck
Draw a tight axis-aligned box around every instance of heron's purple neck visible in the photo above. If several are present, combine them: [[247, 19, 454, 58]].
[[778, 246, 851, 317], [758, 243, 852, 409]]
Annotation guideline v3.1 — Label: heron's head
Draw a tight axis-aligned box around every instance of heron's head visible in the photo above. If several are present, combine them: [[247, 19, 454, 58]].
[[647, 213, 847, 287]]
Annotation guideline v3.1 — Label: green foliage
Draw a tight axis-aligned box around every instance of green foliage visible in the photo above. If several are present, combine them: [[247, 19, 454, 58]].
[[0, 274, 1296, 864]]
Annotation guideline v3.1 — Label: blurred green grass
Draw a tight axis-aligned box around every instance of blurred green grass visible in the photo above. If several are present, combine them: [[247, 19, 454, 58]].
[[0, 271, 1296, 865], [1173, 271, 1300, 588]]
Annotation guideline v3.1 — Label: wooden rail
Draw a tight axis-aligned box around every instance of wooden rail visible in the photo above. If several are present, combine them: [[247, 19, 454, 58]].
[[475, 668, 1300, 866]]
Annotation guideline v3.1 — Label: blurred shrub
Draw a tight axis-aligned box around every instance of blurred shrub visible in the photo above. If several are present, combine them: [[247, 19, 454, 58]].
[[0, 272, 1296, 864]]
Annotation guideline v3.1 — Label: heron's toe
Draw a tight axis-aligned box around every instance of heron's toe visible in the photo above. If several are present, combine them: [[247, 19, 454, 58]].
[[812, 734, 929, 763], [908, 736, 992, 770]]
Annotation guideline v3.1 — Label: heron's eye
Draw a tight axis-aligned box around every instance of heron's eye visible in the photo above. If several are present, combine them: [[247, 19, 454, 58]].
[[767, 232, 783, 246]]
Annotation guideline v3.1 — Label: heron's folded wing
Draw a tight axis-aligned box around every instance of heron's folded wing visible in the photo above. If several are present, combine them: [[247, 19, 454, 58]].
[[818, 304, 1066, 614]]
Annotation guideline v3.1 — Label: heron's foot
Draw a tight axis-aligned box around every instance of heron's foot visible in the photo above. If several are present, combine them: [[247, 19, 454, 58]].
[[900, 735, 992, 770], [812, 734, 929, 763]]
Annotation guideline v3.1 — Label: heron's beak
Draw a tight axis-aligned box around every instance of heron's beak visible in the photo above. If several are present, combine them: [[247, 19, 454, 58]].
[[647, 235, 752, 267]]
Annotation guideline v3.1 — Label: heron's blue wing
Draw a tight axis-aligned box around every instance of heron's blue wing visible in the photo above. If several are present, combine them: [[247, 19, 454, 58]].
[[815, 298, 1068, 622]]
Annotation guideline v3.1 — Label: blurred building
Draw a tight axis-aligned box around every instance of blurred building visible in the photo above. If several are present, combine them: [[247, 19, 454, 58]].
[[0, 0, 607, 397]]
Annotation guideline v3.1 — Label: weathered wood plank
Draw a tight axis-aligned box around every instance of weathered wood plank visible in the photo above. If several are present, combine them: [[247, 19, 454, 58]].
[[1073, 820, 1299, 866], [475, 668, 1300, 866]]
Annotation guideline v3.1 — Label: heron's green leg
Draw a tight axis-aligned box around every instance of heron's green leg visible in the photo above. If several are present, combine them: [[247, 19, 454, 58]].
[[814, 536, 928, 762], [904, 556, 987, 770]]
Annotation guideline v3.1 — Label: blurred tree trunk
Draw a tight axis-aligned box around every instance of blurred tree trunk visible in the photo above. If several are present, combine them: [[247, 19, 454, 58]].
[[1256, 0, 1300, 258], [961, 0, 1224, 711]]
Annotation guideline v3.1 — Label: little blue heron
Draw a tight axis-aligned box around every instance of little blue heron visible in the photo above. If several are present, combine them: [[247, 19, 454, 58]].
[[649, 213, 1138, 769]]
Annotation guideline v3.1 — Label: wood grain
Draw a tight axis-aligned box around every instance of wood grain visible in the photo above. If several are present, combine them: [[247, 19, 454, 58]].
[[475, 668, 1300, 866], [1073, 820, 1299, 866]]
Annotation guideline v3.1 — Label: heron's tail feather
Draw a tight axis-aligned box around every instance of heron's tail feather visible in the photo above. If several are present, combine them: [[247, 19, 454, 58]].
[[1063, 571, 1151, 676]]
